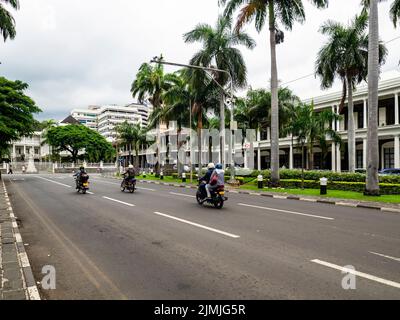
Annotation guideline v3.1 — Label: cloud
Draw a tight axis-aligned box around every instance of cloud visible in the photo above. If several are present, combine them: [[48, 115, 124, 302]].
[[0, 0, 399, 120]]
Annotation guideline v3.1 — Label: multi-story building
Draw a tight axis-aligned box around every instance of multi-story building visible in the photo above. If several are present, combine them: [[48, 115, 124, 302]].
[[70, 106, 101, 130], [253, 70, 400, 172], [9, 132, 51, 162]]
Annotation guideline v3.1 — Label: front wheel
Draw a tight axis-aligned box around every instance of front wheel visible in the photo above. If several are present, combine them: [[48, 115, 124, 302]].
[[121, 187, 125, 192], [82, 189, 87, 194], [196, 191, 203, 206]]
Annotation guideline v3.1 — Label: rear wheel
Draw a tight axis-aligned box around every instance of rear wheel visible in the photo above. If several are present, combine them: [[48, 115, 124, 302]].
[[82, 189, 87, 194], [121, 187, 125, 192], [214, 197, 224, 209]]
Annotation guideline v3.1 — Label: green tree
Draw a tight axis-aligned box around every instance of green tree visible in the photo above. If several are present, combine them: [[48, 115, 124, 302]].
[[288, 103, 341, 187], [0, 0, 19, 42], [316, 12, 387, 173], [131, 60, 176, 174], [184, 15, 255, 167], [220, 0, 329, 186], [43, 125, 114, 163], [115, 121, 148, 167], [0, 77, 41, 158]]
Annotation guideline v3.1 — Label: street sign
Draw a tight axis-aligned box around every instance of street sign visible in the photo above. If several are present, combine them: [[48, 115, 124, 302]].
[[230, 121, 238, 131]]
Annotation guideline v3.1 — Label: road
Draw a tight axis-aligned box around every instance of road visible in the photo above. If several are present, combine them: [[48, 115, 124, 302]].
[[3, 174, 400, 300]]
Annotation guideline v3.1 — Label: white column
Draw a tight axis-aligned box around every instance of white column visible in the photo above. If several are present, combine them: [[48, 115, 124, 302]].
[[363, 99, 368, 129], [331, 143, 336, 172], [395, 135, 400, 169], [332, 106, 336, 130], [336, 144, 342, 172], [257, 148, 261, 171], [335, 105, 340, 131], [289, 144, 294, 170], [13, 144, 16, 161], [363, 138, 368, 170], [395, 93, 399, 125], [3, 161, 6, 169]]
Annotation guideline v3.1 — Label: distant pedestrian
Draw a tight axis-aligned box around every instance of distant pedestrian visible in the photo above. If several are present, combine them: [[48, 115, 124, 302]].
[[22, 165, 26, 174], [8, 164, 13, 174]]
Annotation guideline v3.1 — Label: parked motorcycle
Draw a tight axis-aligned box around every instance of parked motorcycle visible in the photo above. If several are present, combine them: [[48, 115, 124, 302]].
[[76, 173, 90, 194], [196, 182, 227, 209], [121, 177, 136, 193]]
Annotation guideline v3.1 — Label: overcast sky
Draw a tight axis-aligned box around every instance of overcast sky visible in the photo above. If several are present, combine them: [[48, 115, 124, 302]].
[[1, 0, 399, 120]]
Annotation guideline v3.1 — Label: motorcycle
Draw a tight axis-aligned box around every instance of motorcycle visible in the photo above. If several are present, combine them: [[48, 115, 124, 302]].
[[121, 177, 136, 193], [196, 181, 228, 209], [76, 173, 90, 194]]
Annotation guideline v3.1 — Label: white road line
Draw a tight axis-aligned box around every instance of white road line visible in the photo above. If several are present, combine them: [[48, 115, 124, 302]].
[[154, 211, 240, 239], [87, 191, 95, 195], [237, 203, 334, 220], [91, 179, 155, 191], [311, 259, 400, 289], [137, 187, 156, 192], [36, 176, 72, 188], [370, 251, 400, 262], [102, 196, 135, 207], [169, 192, 196, 198]]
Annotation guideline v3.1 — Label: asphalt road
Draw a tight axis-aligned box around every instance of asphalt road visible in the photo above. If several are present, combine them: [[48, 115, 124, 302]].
[[3, 174, 400, 300]]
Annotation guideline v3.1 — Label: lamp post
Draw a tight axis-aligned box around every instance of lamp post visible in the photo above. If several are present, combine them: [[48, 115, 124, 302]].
[[150, 57, 236, 182]]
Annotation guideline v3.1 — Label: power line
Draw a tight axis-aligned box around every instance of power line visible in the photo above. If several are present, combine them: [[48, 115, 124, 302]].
[[280, 35, 400, 87]]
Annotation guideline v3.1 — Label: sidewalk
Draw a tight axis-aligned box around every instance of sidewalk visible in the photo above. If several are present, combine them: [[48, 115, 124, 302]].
[[0, 178, 40, 300]]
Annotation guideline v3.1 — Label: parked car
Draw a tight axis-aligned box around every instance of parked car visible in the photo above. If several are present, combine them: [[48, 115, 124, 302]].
[[379, 168, 400, 176]]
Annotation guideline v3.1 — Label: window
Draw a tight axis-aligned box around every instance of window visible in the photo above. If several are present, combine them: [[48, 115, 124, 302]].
[[356, 150, 363, 169], [384, 148, 395, 169]]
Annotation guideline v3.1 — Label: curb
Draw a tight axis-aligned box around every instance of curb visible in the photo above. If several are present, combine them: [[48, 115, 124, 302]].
[[1, 179, 40, 300], [135, 179, 400, 214]]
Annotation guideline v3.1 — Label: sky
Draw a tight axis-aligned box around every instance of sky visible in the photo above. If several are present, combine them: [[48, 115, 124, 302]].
[[1, 0, 399, 120]]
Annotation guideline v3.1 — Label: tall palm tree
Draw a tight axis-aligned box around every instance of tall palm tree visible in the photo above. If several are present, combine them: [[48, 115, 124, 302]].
[[390, 0, 400, 26], [184, 15, 255, 169], [316, 12, 387, 173], [115, 121, 147, 168], [131, 61, 175, 174], [220, 0, 329, 187], [0, 0, 19, 42]]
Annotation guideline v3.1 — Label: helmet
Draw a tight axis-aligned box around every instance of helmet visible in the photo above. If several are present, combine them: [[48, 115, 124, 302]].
[[128, 165, 134, 168], [79, 166, 85, 171], [215, 164, 223, 170], [207, 163, 215, 169]]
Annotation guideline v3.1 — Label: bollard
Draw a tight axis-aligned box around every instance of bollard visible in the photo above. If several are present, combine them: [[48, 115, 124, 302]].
[[143, 171, 146, 178], [320, 177, 328, 195], [160, 171, 164, 180], [182, 172, 186, 183], [257, 175, 264, 189]]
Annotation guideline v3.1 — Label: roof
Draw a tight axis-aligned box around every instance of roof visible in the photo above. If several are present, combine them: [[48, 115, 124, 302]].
[[60, 115, 81, 125]]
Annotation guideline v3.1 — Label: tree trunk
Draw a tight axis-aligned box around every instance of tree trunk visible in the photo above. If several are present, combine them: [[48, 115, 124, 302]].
[[308, 144, 314, 170], [347, 76, 356, 173], [301, 144, 305, 190], [220, 93, 225, 168], [365, 0, 380, 195], [198, 109, 203, 175], [269, 1, 280, 187]]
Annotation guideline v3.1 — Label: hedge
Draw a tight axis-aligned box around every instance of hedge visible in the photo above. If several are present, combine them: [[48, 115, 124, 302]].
[[267, 179, 400, 195]]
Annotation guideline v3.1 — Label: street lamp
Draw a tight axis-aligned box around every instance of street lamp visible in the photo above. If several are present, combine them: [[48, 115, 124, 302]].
[[150, 56, 236, 182]]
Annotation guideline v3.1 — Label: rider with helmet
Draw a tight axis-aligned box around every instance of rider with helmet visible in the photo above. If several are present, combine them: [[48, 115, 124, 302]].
[[199, 163, 215, 197], [74, 166, 88, 189], [122, 164, 136, 188], [205, 163, 225, 199]]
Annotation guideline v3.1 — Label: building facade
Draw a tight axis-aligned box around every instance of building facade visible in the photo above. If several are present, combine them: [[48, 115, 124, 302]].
[[70, 106, 101, 130], [254, 71, 400, 172]]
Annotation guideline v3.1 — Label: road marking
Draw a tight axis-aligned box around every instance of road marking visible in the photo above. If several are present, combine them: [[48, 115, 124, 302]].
[[311, 259, 400, 289], [36, 176, 72, 188], [102, 196, 135, 207], [237, 203, 334, 220], [92, 179, 155, 191], [87, 191, 94, 195], [154, 211, 240, 239], [370, 251, 400, 262], [137, 187, 156, 192], [169, 192, 196, 198]]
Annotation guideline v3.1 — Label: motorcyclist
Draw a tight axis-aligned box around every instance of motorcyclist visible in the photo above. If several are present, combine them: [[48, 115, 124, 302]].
[[74, 166, 88, 189], [122, 164, 136, 188], [205, 163, 225, 199], [199, 163, 215, 198]]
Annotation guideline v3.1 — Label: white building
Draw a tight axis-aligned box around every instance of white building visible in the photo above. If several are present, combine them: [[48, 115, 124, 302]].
[[70, 106, 101, 130]]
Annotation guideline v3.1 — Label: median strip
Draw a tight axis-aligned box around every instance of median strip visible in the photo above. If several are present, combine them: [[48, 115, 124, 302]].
[[311, 259, 400, 289], [153, 211, 240, 239], [102, 196, 135, 207], [237, 203, 334, 220]]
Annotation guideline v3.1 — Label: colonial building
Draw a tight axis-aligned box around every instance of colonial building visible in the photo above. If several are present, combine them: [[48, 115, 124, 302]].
[[254, 70, 400, 172]]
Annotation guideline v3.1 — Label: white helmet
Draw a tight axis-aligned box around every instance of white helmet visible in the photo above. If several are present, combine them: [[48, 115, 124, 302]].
[[208, 163, 215, 169], [128, 165, 134, 168]]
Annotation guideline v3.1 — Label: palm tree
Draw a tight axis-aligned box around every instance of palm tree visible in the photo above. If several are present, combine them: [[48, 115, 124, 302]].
[[390, 0, 400, 27], [0, 0, 19, 42], [115, 121, 147, 168], [131, 61, 175, 174], [289, 103, 341, 187], [220, 0, 329, 187], [316, 12, 387, 173], [184, 15, 255, 170]]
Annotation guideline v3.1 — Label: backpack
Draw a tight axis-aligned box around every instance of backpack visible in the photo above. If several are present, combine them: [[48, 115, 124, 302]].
[[209, 174, 218, 186]]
